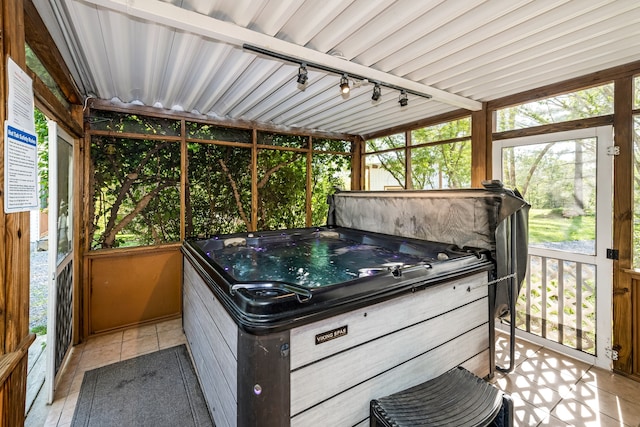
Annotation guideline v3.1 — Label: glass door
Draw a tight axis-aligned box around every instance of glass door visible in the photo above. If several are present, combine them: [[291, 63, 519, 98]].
[[493, 127, 613, 369], [45, 122, 74, 403]]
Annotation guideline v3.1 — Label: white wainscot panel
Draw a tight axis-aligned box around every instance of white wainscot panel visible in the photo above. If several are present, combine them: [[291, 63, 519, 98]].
[[290, 272, 488, 370], [291, 325, 488, 427]]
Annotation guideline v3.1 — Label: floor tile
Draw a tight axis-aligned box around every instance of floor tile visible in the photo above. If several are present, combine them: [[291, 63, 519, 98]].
[[551, 397, 630, 427], [156, 318, 182, 333], [496, 332, 543, 369], [123, 323, 157, 342], [581, 366, 640, 399], [536, 413, 570, 426], [158, 327, 187, 349], [121, 334, 159, 360], [82, 331, 123, 350], [33, 321, 640, 427], [77, 343, 121, 372], [510, 393, 549, 426], [513, 359, 580, 396], [567, 380, 640, 425]]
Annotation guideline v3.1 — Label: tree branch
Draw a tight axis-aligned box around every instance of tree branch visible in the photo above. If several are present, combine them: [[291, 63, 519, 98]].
[[219, 158, 250, 229]]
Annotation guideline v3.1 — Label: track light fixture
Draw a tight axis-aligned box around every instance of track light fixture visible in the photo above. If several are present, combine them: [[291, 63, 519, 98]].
[[340, 74, 350, 94], [371, 83, 381, 101], [242, 45, 434, 105], [297, 63, 308, 85], [398, 90, 408, 107]]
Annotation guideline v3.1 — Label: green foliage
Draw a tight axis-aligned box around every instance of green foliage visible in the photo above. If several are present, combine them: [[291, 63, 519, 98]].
[[89, 110, 181, 135], [257, 149, 307, 230], [187, 122, 251, 143], [502, 139, 596, 212], [91, 134, 181, 249], [496, 84, 614, 131], [312, 138, 351, 152], [311, 154, 351, 225], [528, 209, 595, 244], [34, 109, 49, 209], [365, 118, 472, 190], [90, 112, 356, 246], [30, 324, 47, 335], [186, 143, 251, 236]]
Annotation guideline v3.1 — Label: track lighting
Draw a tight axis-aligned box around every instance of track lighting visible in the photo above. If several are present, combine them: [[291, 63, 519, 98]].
[[244, 44, 434, 105], [340, 74, 350, 94], [372, 83, 381, 101], [398, 90, 408, 107], [297, 63, 308, 85]]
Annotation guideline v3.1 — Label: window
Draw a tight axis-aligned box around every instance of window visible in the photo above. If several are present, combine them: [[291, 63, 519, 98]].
[[90, 136, 181, 249], [257, 149, 307, 230], [88, 110, 353, 248], [496, 84, 614, 131], [186, 143, 251, 236], [411, 118, 471, 189], [311, 138, 351, 225], [364, 119, 473, 191]]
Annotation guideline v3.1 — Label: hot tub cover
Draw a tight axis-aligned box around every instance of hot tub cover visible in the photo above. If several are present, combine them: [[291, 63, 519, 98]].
[[326, 181, 530, 318]]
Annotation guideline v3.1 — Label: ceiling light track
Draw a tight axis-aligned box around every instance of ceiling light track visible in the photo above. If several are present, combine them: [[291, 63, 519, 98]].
[[243, 44, 433, 103]]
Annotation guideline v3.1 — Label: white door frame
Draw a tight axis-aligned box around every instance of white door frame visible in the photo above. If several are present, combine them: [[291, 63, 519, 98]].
[[45, 121, 74, 403], [492, 126, 614, 369]]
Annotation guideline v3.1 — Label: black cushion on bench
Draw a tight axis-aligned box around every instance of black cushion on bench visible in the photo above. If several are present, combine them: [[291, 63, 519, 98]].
[[370, 366, 510, 427]]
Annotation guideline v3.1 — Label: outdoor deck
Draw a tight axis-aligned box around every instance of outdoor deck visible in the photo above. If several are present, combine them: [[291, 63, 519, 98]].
[[29, 320, 640, 427]]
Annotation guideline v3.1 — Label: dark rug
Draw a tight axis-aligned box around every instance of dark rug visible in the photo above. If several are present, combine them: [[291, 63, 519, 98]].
[[71, 344, 213, 427]]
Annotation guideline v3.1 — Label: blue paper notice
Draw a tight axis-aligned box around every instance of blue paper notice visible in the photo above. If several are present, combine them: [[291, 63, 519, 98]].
[[4, 123, 38, 213]]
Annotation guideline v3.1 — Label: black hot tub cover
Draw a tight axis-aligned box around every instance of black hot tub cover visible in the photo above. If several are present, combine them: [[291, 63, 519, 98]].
[[326, 181, 530, 318]]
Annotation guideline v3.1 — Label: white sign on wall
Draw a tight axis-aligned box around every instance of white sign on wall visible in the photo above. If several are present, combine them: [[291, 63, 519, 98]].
[[4, 123, 38, 213], [7, 57, 35, 132], [4, 56, 37, 213]]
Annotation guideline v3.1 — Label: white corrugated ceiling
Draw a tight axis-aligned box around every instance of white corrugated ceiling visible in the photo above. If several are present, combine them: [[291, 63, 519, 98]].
[[34, 0, 640, 138]]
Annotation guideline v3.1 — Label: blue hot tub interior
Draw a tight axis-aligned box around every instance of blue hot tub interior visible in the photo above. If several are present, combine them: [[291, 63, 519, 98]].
[[183, 226, 493, 329], [193, 227, 483, 288]]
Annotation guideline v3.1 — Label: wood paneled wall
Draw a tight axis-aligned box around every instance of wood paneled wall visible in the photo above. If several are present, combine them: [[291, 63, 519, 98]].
[[0, 0, 37, 424]]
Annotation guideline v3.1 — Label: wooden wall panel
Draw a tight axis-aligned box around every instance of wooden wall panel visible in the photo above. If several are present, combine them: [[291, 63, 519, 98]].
[[612, 76, 633, 373], [88, 247, 182, 333], [633, 277, 640, 377], [0, 0, 34, 424]]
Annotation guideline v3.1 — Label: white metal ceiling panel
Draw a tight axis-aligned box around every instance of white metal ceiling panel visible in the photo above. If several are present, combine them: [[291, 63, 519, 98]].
[[34, 0, 640, 137]]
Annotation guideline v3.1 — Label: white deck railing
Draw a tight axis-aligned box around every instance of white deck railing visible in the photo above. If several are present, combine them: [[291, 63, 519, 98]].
[[516, 247, 597, 354]]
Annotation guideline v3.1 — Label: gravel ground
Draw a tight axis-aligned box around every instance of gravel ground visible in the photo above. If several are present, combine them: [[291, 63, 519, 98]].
[[30, 244, 49, 331]]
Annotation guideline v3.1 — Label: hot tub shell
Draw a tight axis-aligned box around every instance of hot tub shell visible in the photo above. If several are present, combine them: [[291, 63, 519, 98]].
[[182, 186, 529, 427]]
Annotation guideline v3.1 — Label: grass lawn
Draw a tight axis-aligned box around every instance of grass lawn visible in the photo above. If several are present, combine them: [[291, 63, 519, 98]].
[[528, 208, 595, 244]]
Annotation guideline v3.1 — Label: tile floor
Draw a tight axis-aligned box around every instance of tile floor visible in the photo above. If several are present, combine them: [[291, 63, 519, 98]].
[[42, 318, 186, 427], [38, 321, 640, 427], [493, 333, 640, 426]]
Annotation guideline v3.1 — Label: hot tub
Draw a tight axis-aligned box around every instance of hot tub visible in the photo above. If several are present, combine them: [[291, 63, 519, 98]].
[[182, 186, 529, 427]]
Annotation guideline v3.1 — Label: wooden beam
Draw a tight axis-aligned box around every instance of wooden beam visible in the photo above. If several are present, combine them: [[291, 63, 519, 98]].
[[471, 105, 488, 187], [492, 116, 614, 141], [612, 76, 633, 374], [0, 0, 31, 424], [251, 129, 258, 231], [351, 136, 363, 191], [29, 69, 83, 137], [23, 0, 82, 105]]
